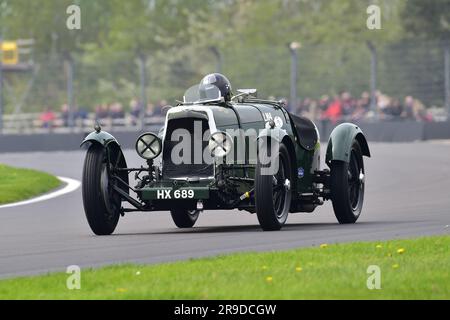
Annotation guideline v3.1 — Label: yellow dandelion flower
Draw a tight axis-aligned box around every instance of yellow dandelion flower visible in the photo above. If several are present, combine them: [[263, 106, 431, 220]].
[[397, 248, 405, 254], [392, 264, 399, 269], [320, 244, 328, 249], [116, 288, 127, 293], [296, 267, 303, 272], [376, 244, 383, 249], [266, 276, 273, 283]]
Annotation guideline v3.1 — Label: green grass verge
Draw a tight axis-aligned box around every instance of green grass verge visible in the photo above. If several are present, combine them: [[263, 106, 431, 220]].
[[0, 164, 61, 205], [0, 236, 448, 300]]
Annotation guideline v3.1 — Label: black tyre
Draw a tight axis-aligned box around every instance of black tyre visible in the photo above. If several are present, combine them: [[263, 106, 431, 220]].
[[330, 140, 365, 224], [255, 142, 292, 231], [170, 209, 200, 228], [82, 144, 121, 235]]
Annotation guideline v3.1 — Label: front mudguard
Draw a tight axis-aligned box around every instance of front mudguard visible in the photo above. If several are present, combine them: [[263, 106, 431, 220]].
[[257, 128, 297, 163], [326, 123, 371, 166], [81, 130, 120, 149], [253, 128, 286, 166], [81, 130, 129, 196], [257, 127, 288, 143]]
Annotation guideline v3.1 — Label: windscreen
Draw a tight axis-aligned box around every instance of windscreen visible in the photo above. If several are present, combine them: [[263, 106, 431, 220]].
[[183, 84, 222, 104]]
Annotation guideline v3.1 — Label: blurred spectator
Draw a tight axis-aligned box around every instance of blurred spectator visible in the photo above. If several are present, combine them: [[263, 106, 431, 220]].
[[145, 102, 155, 117], [152, 100, 167, 117], [60, 104, 70, 127], [299, 98, 312, 115], [360, 92, 371, 109], [75, 107, 89, 121], [95, 104, 109, 120], [377, 94, 391, 119], [278, 98, 288, 109], [130, 98, 142, 125], [340, 92, 354, 116], [109, 103, 125, 119], [322, 95, 342, 123], [417, 108, 433, 122], [40, 107, 56, 128], [384, 98, 403, 118], [318, 95, 330, 112], [351, 99, 367, 121], [403, 96, 415, 120], [413, 99, 433, 122], [130, 98, 142, 118]]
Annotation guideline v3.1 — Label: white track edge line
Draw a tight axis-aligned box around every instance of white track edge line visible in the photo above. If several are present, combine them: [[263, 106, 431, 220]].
[[0, 177, 81, 209]]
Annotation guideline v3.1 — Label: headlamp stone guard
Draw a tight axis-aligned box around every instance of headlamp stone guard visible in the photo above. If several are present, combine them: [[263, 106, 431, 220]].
[[135, 133, 162, 160]]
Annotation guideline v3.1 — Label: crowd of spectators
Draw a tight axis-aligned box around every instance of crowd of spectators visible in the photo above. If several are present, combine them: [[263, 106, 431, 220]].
[[93, 99, 167, 122], [284, 91, 434, 123], [38, 99, 167, 128], [39, 91, 435, 128]]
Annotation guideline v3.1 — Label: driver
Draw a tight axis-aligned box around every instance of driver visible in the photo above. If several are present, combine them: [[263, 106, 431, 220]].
[[199, 73, 233, 102]]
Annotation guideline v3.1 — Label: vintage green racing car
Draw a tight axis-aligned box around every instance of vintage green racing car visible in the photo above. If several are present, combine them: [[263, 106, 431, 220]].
[[81, 73, 370, 235]]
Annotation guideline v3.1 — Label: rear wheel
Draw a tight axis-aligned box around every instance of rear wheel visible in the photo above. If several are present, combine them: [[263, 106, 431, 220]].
[[170, 209, 200, 228], [255, 143, 292, 231], [82, 144, 121, 235], [330, 140, 365, 224]]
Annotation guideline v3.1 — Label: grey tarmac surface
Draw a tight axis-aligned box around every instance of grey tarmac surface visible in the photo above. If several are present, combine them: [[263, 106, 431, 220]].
[[0, 142, 449, 278]]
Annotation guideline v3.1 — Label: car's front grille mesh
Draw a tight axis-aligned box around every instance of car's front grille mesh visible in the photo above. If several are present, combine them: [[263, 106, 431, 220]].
[[162, 118, 213, 179]]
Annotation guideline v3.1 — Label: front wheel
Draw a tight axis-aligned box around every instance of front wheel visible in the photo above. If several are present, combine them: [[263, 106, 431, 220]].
[[170, 209, 200, 228], [255, 143, 292, 231], [330, 140, 365, 224], [82, 144, 121, 235]]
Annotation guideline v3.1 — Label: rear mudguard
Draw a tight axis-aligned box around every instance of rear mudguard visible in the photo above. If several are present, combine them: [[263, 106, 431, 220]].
[[326, 123, 371, 165]]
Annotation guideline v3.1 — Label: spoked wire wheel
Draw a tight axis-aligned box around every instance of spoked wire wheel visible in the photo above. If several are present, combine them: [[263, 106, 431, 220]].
[[273, 151, 291, 220], [82, 144, 122, 235], [255, 143, 292, 231], [330, 140, 365, 224], [348, 147, 365, 211]]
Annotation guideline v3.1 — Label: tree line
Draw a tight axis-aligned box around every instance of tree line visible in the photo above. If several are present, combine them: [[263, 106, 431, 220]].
[[0, 0, 448, 113]]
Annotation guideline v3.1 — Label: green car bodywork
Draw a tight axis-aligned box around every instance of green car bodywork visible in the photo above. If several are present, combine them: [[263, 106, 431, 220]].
[[82, 100, 370, 214]]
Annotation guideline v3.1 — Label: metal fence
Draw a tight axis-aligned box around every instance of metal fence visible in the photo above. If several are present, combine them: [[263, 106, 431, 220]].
[[0, 39, 449, 134], [2, 112, 165, 134]]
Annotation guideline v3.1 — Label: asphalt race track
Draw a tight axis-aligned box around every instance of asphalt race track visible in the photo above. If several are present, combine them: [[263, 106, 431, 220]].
[[0, 142, 449, 278]]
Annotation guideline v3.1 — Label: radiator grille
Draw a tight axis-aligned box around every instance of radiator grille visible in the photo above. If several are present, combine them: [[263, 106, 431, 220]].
[[162, 118, 213, 178]]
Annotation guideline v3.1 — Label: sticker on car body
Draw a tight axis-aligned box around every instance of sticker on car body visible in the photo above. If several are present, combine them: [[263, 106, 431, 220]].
[[298, 167, 305, 178]]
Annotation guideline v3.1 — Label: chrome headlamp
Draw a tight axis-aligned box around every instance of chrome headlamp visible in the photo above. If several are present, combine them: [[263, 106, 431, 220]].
[[135, 133, 162, 160], [208, 131, 233, 158]]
